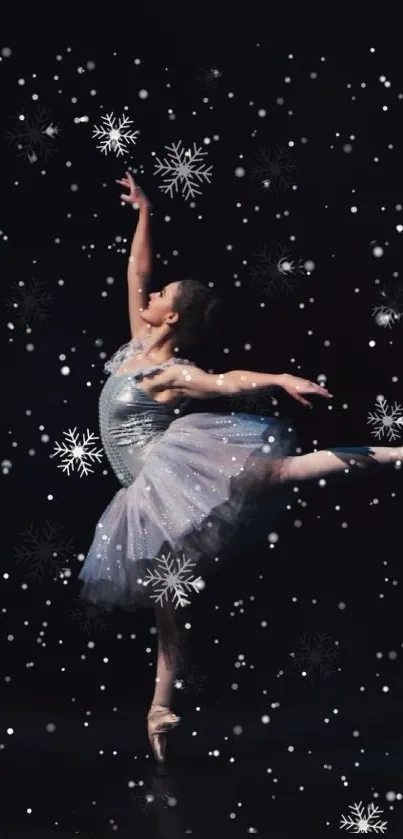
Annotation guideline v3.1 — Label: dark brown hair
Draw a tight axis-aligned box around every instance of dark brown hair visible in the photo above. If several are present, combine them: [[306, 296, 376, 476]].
[[170, 278, 223, 351]]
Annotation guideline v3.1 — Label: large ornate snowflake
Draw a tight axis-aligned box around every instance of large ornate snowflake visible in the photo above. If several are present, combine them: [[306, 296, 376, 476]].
[[92, 112, 139, 156], [6, 278, 55, 327], [6, 106, 60, 164], [14, 520, 74, 582], [153, 140, 213, 201], [367, 398, 403, 442], [249, 244, 305, 296], [340, 801, 388, 833], [291, 632, 340, 681], [252, 144, 299, 192], [372, 283, 403, 329], [141, 552, 204, 608], [50, 428, 103, 477]]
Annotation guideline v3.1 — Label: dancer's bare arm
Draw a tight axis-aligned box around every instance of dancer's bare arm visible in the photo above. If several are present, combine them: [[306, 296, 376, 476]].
[[116, 172, 151, 339], [151, 365, 332, 405]]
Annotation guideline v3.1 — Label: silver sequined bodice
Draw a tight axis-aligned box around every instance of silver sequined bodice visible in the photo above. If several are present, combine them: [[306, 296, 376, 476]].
[[99, 338, 194, 487]]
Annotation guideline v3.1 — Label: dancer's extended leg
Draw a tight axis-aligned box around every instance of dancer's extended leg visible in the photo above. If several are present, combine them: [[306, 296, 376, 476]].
[[279, 445, 403, 484]]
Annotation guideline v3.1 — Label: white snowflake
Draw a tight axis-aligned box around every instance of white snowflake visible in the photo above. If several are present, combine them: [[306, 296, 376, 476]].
[[141, 551, 205, 608], [153, 140, 213, 201], [50, 428, 103, 477], [367, 398, 403, 442], [92, 112, 139, 156], [340, 801, 388, 833]]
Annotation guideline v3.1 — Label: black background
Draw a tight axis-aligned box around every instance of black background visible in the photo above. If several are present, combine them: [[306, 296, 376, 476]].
[[1, 6, 403, 838]]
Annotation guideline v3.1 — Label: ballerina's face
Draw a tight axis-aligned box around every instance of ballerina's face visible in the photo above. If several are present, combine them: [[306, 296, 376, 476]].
[[141, 281, 182, 327]]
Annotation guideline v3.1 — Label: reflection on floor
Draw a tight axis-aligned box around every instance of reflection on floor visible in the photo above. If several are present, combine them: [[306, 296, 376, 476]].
[[1, 698, 402, 837]]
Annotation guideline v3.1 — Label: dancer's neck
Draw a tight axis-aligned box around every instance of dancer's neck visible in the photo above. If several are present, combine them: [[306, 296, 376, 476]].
[[140, 328, 176, 364]]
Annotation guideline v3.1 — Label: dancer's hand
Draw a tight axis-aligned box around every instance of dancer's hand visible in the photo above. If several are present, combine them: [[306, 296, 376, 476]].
[[116, 172, 150, 209], [277, 374, 333, 408]]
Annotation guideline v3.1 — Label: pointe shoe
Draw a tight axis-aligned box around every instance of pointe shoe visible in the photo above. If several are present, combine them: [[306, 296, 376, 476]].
[[147, 704, 181, 763]]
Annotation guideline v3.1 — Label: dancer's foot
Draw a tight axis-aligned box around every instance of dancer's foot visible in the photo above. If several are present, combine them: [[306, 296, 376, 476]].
[[147, 704, 180, 763], [394, 446, 403, 465]]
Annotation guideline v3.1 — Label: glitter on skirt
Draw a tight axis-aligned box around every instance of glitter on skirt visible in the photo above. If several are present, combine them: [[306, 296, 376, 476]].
[[78, 336, 297, 611]]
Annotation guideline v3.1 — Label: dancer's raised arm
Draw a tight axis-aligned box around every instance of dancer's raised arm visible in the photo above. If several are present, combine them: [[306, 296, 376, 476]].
[[116, 172, 152, 339]]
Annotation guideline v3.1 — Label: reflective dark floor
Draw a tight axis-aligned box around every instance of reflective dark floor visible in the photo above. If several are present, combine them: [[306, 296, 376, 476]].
[[1, 694, 402, 838]]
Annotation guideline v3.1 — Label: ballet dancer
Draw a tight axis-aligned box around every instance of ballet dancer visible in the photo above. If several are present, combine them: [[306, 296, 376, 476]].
[[79, 172, 402, 763]]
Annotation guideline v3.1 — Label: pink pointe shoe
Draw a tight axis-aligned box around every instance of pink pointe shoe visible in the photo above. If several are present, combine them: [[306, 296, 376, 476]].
[[147, 704, 181, 763]]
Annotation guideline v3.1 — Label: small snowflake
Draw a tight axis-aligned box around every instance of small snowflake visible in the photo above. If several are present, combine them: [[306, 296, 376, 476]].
[[92, 112, 139, 156], [50, 428, 103, 477], [340, 801, 388, 833], [291, 632, 340, 681], [372, 283, 403, 329], [153, 140, 213, 201], [69, 598, 109, 633], [252, 144, 299, 192], [367, 398, 403, 442], [14, 520, 74, 582], [141, 552, 205, 608], [197, 65, 222, 88], [6, 106, 60, 164], [249, 244, 305, 297], [6, 278, 55, 327]]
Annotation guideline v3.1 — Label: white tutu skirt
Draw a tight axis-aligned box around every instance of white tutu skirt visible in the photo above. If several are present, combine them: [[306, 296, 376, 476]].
[[78, 411, 296, 611]]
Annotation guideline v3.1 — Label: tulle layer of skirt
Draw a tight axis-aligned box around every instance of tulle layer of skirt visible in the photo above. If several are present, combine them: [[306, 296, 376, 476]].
[[78, 411, 297, 612]]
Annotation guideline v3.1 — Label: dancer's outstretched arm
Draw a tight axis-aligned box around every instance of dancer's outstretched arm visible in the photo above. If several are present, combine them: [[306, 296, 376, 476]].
[[149, 364, 403, 488], [150, 365, 332, 405], [116, 172, 152, 339]]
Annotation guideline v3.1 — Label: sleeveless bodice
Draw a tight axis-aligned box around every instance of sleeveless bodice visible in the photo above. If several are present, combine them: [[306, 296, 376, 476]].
[[99, 338, 195, 487]]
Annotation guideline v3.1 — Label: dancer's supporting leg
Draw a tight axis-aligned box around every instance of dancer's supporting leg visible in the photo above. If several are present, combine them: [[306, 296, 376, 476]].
[[279, 445, 403, 484], [148, 602, 184, 761], [151, 602, 184, 709]]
